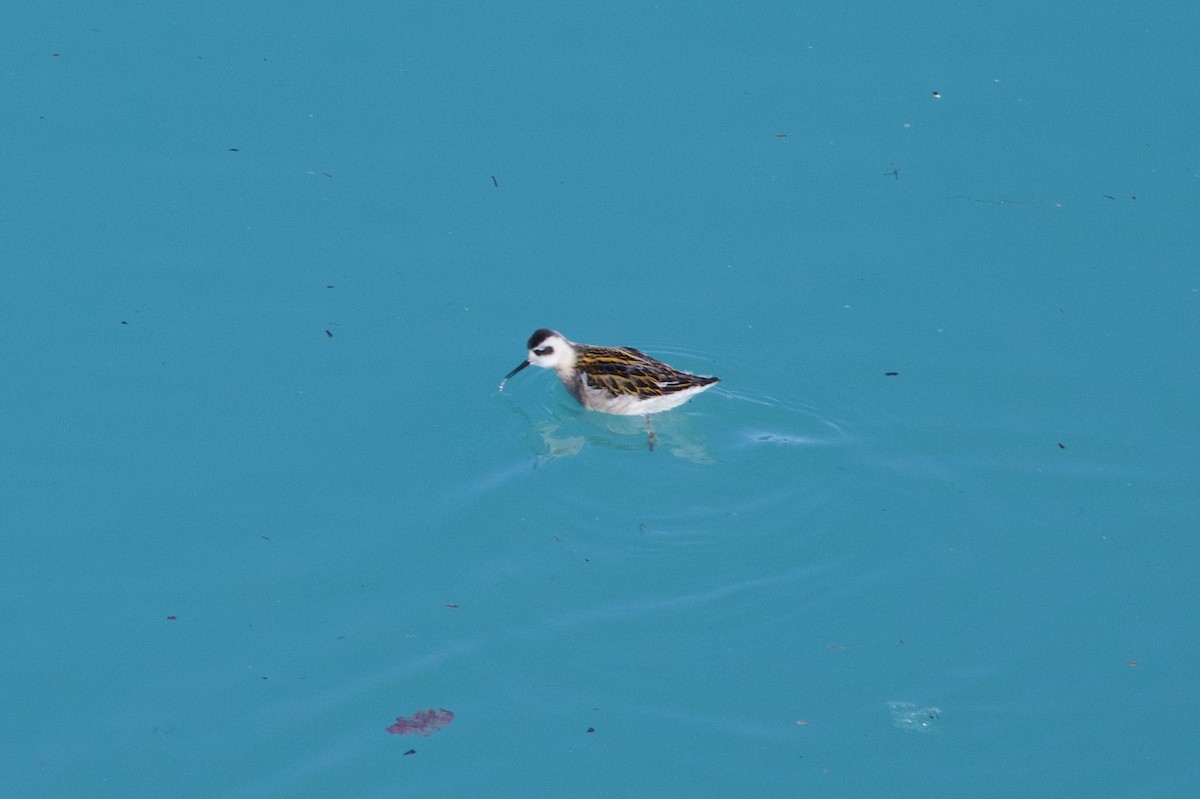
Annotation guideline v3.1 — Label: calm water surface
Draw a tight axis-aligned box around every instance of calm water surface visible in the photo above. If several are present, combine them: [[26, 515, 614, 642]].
[[3, 3, 1198, 797]]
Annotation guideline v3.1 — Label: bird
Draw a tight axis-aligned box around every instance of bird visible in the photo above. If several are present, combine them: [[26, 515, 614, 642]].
[[499, 328, 719, 450]]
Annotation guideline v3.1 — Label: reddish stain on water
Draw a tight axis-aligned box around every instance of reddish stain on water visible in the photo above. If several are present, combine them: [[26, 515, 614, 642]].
[[386, 708, 455, 736]]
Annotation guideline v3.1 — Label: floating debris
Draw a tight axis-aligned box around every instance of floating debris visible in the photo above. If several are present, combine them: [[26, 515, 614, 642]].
[[887, 701, 941, 733], [386, 708, 455, 736]]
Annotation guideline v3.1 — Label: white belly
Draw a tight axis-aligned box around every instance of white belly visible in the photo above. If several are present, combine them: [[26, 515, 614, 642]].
[[575, 378, 713, 415]]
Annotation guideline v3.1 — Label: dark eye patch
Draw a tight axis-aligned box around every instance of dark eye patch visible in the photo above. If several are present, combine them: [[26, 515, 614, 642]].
[[534, 346, 554, 356]]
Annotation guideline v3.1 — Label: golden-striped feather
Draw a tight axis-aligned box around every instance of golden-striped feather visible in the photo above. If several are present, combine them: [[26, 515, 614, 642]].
[[576, 345, 718, 399]]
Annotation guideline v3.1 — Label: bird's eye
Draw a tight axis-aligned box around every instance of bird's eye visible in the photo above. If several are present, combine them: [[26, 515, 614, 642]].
[[534, 346, 553, 356]]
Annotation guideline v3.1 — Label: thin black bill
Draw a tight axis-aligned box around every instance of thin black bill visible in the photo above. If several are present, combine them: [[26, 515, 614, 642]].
[[498, 359, 531, 391]]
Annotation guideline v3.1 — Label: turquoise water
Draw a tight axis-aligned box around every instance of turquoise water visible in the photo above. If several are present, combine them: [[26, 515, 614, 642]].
[[4, 4, 1198, 797]]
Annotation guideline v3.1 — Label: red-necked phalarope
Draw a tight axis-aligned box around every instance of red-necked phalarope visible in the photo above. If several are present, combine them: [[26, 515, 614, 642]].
[[499, 328, 719, 450]]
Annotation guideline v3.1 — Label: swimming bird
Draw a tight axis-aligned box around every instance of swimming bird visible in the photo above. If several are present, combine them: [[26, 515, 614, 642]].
[[499, 328, 719, 450]]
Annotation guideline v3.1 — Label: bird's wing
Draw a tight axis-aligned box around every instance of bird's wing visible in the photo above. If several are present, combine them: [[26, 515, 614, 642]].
[[579, 347, 709, 397]]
